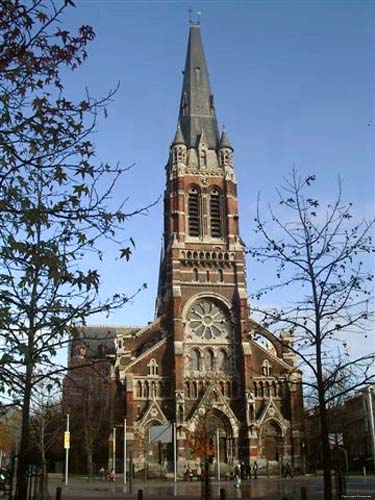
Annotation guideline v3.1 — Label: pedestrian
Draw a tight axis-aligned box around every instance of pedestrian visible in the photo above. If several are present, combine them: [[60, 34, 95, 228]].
[[284, 462, 293, 478], [197, 463, 202, 479], [240, 462, 245, 480], [110, 469, 115, 482], [245, 463, 251, 480], [253, 461, 258, 479], [234, 471, 241, 489], [99, 466, 105, 480]]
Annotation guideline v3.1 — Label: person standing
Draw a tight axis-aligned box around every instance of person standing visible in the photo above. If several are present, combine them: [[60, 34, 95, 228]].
[[253, 461, 258, 479], [245, 463, 251, 480]]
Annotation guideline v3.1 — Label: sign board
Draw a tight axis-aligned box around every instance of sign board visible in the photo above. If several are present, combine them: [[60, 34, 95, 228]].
[[149, 424, 172, 444], [64, 431, 70, 449]]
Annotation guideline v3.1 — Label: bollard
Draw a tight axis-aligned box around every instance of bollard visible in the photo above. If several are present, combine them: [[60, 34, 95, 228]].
[[301, 486, 307, 500], [220, 487, 226, 500], [56, 486, 62, 500], [137, 489, 143, 500]]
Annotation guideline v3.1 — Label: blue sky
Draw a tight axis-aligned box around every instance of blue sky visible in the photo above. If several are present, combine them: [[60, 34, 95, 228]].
[[60, 0, 374, 346]]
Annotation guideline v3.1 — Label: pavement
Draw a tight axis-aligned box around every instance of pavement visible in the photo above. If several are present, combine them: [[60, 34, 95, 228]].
[[47, 475, 375, 500]]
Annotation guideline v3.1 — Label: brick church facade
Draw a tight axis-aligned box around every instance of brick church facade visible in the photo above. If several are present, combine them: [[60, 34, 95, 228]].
[[65, 24, 304, 475]]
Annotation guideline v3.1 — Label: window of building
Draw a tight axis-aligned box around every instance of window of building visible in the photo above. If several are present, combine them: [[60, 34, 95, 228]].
[[191, 349, 200, 371], [217, 349, 228, 371], [210, 189, 223, 238], [193, 268, 199, 281], [218, 269, 224, 282], [204, 349, 214, 371], [144, 381, 149, 398], [136, 381, 142, 398], [188, 188, 201, 237], [262, 359, 271, 377], [148, 359, 159, 376]]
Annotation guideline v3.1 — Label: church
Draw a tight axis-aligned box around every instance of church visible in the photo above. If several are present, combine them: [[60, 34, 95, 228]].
[[66, 23, 304, 476]]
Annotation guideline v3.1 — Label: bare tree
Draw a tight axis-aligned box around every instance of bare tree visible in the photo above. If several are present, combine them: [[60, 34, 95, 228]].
[[0, 2, 152, 497], [29, 384, 64, 499], [65, 361, 111, 478], [248, 169, 374, 500]]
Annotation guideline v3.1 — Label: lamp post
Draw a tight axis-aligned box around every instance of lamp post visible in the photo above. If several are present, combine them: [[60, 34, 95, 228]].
[[112, 427, 116, 475]]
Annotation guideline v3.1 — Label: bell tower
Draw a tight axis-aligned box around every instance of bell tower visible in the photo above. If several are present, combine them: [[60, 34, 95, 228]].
[[156, 23, 252, 460]]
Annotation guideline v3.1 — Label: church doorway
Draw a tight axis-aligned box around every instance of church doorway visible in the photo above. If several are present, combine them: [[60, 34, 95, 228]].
[[190, 409, 233, 465], [261, 420, 282, 461], [143, 421, 170, 477]]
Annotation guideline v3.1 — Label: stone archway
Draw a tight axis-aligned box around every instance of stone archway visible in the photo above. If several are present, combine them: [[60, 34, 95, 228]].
[[190, 408, 234, 465], [261, 420, 282, 461], [143, 419, 169, 471]]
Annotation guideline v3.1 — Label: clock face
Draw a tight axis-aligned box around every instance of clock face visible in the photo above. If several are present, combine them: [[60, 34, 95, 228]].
[[187, 299, 230, 340]]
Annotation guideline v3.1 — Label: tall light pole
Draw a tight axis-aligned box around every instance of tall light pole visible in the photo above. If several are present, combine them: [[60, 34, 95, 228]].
[[216, 428, 221, 481], [124, 418, 127, 485], [173, 422, 177, 483], [64, 414, 70, 486], [367, 386, 375, 471], [112, 427, 116, 474]]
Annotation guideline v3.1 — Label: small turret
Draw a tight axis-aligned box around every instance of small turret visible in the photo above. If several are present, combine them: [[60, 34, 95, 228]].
[[218, 127, 233, 167], [171, 122, 187, 166]]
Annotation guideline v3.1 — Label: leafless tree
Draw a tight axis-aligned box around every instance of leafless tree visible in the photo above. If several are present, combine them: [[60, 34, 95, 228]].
[[248, 169, 374, 500]]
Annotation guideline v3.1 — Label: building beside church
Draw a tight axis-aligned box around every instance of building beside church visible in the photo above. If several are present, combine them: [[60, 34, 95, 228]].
[[65, 23, 304, 475]]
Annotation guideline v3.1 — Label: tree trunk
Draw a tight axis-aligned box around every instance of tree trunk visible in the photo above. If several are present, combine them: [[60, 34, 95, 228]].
[[15, 362, 33, 500], [316, 340, 333, 500], [319, 395, 332, 500], [87, 445, 93, 481]]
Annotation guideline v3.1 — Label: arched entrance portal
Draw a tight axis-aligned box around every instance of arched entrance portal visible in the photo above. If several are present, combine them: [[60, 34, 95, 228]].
[[261, 420, 282, 461], [190, 409, 234, 465], [143, 420, 171, 473]]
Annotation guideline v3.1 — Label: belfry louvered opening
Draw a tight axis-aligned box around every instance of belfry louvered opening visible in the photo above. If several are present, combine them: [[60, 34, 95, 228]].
[[210, 189, 223, 238], [188, 188, 201, 237]]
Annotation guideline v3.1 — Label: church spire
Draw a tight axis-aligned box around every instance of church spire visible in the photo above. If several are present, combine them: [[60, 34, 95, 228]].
[[178, 24, 219, 149]]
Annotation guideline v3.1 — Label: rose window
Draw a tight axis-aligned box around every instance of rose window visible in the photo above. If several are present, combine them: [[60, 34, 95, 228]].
[[187, 299, 230, 340]]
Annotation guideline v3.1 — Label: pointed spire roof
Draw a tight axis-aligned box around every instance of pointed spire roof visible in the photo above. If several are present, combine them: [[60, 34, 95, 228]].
[[219, 126, 233, 150], [178, 24, 219, 149], [172, 122, 185, 145]]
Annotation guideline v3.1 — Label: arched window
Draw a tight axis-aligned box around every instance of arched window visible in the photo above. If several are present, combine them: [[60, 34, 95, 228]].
[[193, 268, 199, 281], [218, 269, 224, 282], [136, 381, 142, 398], [151, 381, 157, 397], [262, 359, 271, 377], [254, 382, 258, 398], [178, 405, 184, 423], [265, 381, 270, 397], [204, 349, 214, 371], [259, 381, 264, 398], [191, 349, 200, 371], [217, 349, 228, 371], [210, 189, 223, 238], [226, 381, 232, 397], [188, 188, 201, 237], [144, 381, 149, 399], [185, 381, 191, 398], [148, 359, 159, 376], [206, 270, 210, 282]]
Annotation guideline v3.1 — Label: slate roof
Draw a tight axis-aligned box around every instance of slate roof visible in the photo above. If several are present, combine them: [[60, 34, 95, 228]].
[[178, 24, 220, 149]]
